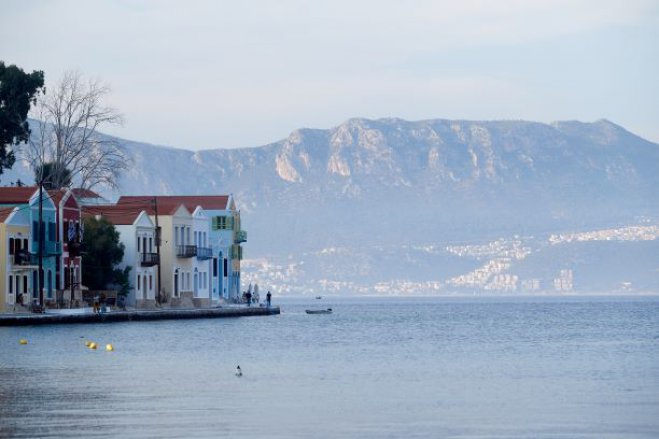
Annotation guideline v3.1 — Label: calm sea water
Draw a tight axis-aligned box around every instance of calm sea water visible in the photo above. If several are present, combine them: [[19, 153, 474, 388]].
[[1, 296, 658, 438]]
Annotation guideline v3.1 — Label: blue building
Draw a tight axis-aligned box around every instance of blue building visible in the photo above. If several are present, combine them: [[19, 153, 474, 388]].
[[0, 187, 59, 306]]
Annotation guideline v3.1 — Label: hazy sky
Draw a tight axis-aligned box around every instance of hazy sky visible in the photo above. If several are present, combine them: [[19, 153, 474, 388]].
[[2, 0, 658, 150]]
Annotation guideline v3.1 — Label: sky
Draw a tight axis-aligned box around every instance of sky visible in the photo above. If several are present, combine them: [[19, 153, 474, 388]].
[[2, 0, 658, 150]]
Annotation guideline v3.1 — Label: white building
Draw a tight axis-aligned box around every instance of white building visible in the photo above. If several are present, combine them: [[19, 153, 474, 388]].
[[83, 207, 158, 308]]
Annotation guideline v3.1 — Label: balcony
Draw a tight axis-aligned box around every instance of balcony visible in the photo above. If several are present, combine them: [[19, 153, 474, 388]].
[[176, 245, 197, 258], [140, 252, 159, 267], [196, 246, 212, 260], [13, 250, 37, 266], [67, 241, 84, 257], [234, 230, 247, 244]]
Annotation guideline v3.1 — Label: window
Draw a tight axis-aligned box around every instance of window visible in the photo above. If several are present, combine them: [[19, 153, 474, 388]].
[[9, 275, 13, 294], [23, 276, 28, 295], [16, 276, 20, 295], [149, 237, 153, 252], [137, 235, 141, 252], [223, 258, 228, 277], [48, 222, 56, 241], [143, 237, 147, 253], [149, 275, 152, 291], [213, 258, 218, 277], [186, 228, 191, 246], [212, 216, 233, 230], [137, 275, 141, 290], [174, 227, 179, 245], [9, 238, 14, 255]]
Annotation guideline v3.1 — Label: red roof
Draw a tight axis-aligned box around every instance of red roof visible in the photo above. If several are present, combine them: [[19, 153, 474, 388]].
[[0, 206, 16, 223], [0, 187, 37, 204], [82, 205, 145, 225], [117, 195, 229, 215], [47, 189, 66, 207], [71, 188, 102, 199]]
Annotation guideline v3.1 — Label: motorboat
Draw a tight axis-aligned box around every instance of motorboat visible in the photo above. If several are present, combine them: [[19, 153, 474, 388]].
[[306, 308, 332, 314]]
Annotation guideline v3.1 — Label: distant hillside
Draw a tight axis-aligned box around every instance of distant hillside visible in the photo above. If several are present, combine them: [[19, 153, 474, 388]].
[[7, 117, 659, 294]]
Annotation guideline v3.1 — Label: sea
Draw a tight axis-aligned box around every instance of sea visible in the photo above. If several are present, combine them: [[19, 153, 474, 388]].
[[1, 296, 658, 438]]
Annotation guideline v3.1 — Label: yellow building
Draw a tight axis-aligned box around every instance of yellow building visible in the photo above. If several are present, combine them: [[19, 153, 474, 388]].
[[0, 205, 34, 312]]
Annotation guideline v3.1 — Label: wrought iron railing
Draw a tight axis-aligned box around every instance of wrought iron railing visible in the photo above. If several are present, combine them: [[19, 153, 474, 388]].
[[140, 252, 160, 267], [176, 245, 197, 258]]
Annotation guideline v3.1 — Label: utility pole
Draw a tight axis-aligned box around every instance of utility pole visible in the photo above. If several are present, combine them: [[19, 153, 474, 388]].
[[153, 197, 162, 306], [37, 180, 44, 310]]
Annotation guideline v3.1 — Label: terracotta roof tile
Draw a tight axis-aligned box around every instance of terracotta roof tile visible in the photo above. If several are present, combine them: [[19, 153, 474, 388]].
[[0, 206, 16, 223], [117, 195, 229, 214], [0, 187, 38, 204], [82, 205, 144, 225], [71, 188, 102, 199], [47, 189, 67, 206]]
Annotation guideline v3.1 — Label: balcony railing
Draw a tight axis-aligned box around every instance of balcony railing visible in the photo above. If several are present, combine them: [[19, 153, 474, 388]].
[[67, 241, 84, 257], [196, 247, 212, 260], [140, 252, 160, 267], [176, 245, 197, 258], [234, 230, 247, 244], [13, 250, 37, 266]]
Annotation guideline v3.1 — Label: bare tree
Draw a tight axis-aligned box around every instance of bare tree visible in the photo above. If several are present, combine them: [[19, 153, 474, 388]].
[[24, 70, 128, 190]]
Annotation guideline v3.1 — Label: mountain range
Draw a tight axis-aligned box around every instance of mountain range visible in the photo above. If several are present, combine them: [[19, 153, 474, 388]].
[[7, 117, 659, 295]]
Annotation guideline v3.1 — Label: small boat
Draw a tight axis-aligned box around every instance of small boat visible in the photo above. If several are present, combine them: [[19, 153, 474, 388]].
[[306, 308, 332, 315], [315, 296, 322, 299]]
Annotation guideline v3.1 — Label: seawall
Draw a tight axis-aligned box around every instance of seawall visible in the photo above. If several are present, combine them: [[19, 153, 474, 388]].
[[0, 306, 280, 326]]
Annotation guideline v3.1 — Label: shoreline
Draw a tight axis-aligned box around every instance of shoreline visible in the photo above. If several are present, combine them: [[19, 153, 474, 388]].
[[0, 305, 280, 326]]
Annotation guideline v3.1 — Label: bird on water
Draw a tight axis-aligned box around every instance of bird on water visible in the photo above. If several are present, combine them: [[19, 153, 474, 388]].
[[236, 365, 243, 377]]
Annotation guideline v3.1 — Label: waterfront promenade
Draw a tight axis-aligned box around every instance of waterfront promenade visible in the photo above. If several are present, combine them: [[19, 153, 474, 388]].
[[0, 305, 280, 326]]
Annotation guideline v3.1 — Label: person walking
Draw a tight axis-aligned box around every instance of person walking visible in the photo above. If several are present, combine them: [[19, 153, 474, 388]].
[[266, 291, 272, 307]]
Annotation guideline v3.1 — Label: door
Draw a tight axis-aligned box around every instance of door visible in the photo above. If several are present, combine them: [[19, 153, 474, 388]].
[[194, 269, 198, 297]]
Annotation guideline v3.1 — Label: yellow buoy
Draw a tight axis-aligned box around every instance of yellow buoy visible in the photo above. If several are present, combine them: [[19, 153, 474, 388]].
[[85, 341, 92, 347], [105, 344, 114, 352], [89, 342, 97, 350], [19, 339, 28, 345]]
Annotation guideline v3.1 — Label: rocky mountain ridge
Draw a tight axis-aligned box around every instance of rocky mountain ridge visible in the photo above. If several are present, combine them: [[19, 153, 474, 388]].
[[6, 117, 658, 294]]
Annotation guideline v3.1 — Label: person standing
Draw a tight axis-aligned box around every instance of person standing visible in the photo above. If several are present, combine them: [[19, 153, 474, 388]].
[[266, 291, 272, 307], [245, 291, 252, 306]]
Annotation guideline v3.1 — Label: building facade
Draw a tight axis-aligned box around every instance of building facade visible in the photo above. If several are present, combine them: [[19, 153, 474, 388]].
[[83, 206, 158, 308], [0, 187, 59, 309], [117, 195, 246, 303], [49, 189, 83, 305]]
